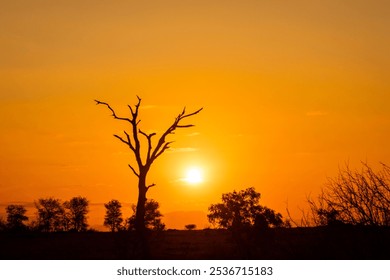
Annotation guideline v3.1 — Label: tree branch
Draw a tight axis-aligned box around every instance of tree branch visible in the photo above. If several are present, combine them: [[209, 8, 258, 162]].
[[123, 130, 136, 152], [113, 134, 129, 146], [177, 124, 195, 128], [139, 129, 156, 162], [179, 107, 203, 120], [128, 98, 143, 167], [128, 164, 140, 177], [95, 100, 132, 123], [154, 141, 174, 160], [96, 97, 203, 202], [149, 107, 202, 164], [128, 96, 141, 118]]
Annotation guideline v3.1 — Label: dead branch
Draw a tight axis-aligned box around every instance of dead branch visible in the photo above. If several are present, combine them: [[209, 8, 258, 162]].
[[95, 100, 132, 123], [96, 96, 202, 176], [128, 164, 140, 177]]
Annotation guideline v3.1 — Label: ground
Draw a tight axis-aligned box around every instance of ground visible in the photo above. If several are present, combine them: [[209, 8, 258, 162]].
[[1, 227, 389, 260]]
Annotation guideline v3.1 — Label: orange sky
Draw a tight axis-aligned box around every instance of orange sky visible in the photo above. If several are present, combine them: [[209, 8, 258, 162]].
[[1, 1, 390, 229]]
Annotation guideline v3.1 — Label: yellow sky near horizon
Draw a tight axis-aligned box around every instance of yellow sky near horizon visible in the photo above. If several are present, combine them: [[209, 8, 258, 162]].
[[1, 0, 390, 229]]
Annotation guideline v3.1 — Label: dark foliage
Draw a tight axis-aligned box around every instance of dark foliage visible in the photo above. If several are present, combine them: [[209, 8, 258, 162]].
[[104, 199, 124, 232], [35, 197, 89, 232], [35, 198, 66, 232], [127, 199, 165, 231], [185, 224, 197, 230], [64, 196, 89, 232], [208, 187, 285, 229], [6, 205, 29, 231]]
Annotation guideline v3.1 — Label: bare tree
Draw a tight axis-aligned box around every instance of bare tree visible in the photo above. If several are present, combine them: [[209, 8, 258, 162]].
[[308, 162, 390, 226], [95, 96, 202, 232]]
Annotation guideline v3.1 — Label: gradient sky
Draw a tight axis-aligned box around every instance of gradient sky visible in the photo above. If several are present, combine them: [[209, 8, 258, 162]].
[[1, 0, 390, 229]]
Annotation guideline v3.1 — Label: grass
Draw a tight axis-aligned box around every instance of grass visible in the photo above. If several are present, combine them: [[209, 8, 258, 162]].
[[1, 226, 389, 260]]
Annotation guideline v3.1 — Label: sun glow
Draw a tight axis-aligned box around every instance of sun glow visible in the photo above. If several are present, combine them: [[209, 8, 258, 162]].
[[184, 167, 204, 185]]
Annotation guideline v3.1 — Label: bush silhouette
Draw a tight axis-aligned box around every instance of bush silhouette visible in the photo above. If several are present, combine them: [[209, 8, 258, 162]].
[[185, 224, 197, 230], [308, 162, 390, 226]]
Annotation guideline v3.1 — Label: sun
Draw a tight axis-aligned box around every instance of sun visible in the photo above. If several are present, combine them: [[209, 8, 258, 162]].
[[184, 167, 204, 185]]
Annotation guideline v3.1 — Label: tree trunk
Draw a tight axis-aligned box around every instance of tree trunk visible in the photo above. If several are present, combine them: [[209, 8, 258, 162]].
[[134, 172, 150, 258], [135, 174, 147, 232]]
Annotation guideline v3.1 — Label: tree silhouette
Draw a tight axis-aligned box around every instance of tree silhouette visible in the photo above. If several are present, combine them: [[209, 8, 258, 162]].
[[34, 197, 90, 232], [104, 199, 124, 232], [208, 187, 284, 230], [308, 162, 390, 226], [95, 96, 202, 232], [185, 224, 196, 230], [127, 199, 165, 231], [6, 205, 28, 231], [64, 196, 89, 232], [35, 198, 66, 232]]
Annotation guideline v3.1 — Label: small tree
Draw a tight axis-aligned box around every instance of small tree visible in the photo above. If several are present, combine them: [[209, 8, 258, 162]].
[[6, 205, 29, 231], [35, 198, 66, 232], [96, 96, 202, 232], [64, 196, 89, 232], [104, 199, 124, 232], [127, 199, 165, 231], [308, 162, 390, 226], [185, 224, 196, 230], [208, 187, 284, 230]]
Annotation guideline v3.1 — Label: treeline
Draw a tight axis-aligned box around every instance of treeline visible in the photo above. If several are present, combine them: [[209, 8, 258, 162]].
[[2, 161, 388, 233], [0, 197, 166, 233], [0, 196, 89, 233], [104, 199, 165, 232]]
